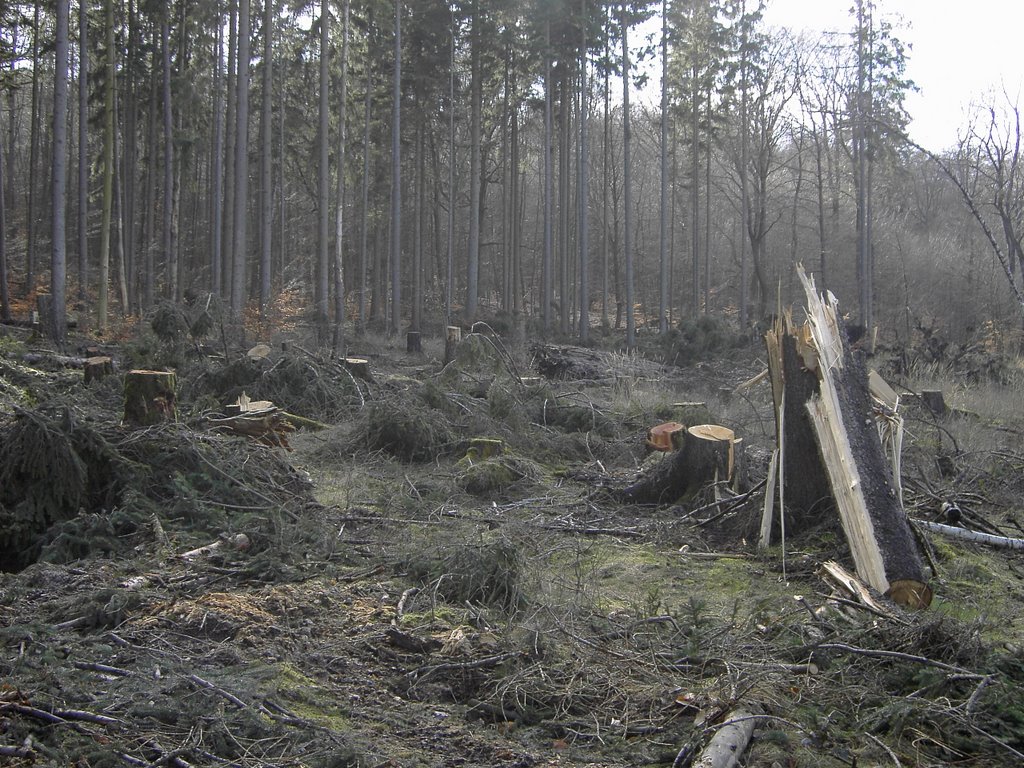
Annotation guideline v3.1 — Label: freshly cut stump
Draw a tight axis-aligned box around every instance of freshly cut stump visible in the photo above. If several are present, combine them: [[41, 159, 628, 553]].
[[621, 424, 739, 505]]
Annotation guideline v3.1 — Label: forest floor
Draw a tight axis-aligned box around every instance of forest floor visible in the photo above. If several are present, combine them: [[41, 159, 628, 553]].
[[1, 307, 1024, 768]]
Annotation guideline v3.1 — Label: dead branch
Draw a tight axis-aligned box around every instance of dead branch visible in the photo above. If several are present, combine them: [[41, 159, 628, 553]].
[[912, 519, 1024, 550]]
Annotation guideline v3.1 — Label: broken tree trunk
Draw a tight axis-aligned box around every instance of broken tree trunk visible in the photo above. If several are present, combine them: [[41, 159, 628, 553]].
[[621, 425, 739, 505], [764, 267, 932, 609], [123, 370, 177, 426]]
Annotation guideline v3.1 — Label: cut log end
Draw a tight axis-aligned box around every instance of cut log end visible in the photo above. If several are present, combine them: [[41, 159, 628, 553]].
[[887, 579, 933, 610]]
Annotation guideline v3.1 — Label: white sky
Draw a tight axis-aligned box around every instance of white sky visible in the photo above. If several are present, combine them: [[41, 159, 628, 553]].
[[763, 0, 1024, 152]]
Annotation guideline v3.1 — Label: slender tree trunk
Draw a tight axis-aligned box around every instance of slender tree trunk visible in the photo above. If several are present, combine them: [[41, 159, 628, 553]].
[[222, 0, 237, 299], [558, 63, 570, 335], [99, 0, 116, 333], [211, 5, 224, 295], [51, 0, 71, 343], [113, 102, 128, 313], [445, 7, 455, 326], [465, 0, 481, 325], [231, 0, 250, 317], [703, 116, 710, 314], [359, 12, 373, 330], [542, 20, 553, 333], [4, 20, 15, 221], [739, 0, 750, 327], [142, 43, 158, 310], [123, 0, 139, 312], [333, 0, 350, 352], [0, 112, 9, 322], [161, 9, 174, 301], [690, 65, 700, 319], [412, 120, 424, 333], [814, 129, 828, 290], [622, 4, 635, 350], [259, 0, 273, 313], [78, 0, 89, 303], [579, 0, 589, 344], [658, 0, 668, 335], [389, 0, 401, 335], [26, 0, 42, 296], [510, 72, 521, 331], [316, 0, 330, 332], [601, 15, 610, 330]]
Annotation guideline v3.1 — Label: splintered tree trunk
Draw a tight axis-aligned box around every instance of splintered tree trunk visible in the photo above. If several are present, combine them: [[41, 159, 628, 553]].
[[124, 370, 177, 426], [621, 424, 739, 505], [765, 267, 931, 609]]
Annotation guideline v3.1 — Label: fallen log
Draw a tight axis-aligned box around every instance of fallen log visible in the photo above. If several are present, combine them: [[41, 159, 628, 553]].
[[912, 519, 1024, 550], [621, 424, 740, 505], [694, 709, 756, 768], [764, 266, 932, 609]]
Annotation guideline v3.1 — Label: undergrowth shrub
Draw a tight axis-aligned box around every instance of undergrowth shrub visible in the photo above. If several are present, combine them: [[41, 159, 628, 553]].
[[404, 538, 524, 610], [356, 397, 457, 462], [661, 315, 744, 365]]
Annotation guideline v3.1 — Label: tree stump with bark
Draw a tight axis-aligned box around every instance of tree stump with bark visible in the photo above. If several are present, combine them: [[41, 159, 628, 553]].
[[123, 370, 177, 427], [444, 326, 462, 366], [83, 356, 113, 384], [920, 389, 947, 416], [407, 331, 422, 354], [343, 357, 373, 382], [621, 425, 740, 505]]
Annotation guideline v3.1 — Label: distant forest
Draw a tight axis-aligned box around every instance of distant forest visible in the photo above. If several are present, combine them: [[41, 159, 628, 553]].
[[2, 0, 1023, 350]]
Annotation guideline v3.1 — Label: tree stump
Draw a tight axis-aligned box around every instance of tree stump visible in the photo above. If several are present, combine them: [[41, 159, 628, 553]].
[[343, 357, 373, 382], [646, 421, 685, 452], [920, 389, 947, 416], [407, 331, 422, 354], [444, 326, 462, 366], [123, 370, 177, 426], [469, 437, 504, 460], [84, 356, 113, 384], [35, 294, 55, 340], [621, 424, 739, 505]]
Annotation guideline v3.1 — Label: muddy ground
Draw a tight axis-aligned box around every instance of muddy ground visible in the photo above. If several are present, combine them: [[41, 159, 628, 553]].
[[1, 317, 1023, 767]]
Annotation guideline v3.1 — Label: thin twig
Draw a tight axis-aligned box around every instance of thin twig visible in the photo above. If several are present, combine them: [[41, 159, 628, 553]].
[[866, 733, 903, 768]]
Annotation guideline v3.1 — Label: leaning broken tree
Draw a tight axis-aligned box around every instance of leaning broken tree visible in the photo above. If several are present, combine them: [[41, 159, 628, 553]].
[[763, 266, 931, 609]]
